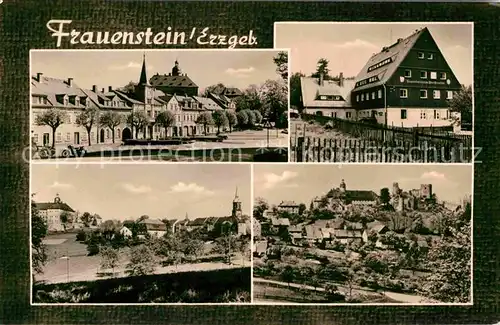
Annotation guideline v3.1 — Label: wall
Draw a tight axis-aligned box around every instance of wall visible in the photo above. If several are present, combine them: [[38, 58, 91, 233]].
[[386, 107, 452, 128]]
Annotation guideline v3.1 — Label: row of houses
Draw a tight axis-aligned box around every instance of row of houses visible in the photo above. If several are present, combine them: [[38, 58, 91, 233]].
[[300, 27, 467, 129], [31, 57, 242, 146]]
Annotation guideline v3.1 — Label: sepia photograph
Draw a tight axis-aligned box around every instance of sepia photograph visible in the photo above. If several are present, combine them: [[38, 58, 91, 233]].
[[31, 164, 251, 304], [253, 164, 472, 304], [30, 49, 289, 163], [275, 22, 474, 163]]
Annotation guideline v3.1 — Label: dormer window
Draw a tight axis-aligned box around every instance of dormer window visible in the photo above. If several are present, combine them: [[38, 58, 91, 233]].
[[420, 71, 427, 79], [427, 53, 434, 60], [439, 72, 447, 80], [418, 52, 425, 59]]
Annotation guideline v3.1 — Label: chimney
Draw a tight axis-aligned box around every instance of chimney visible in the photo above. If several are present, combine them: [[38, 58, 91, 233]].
[[108, 86, 113, 92], [339, 72, 344, 87], [92, 85, 97, 92], [319, 72, 324, 86], [36, 72, 43, 82], [67, 78, 73, 87], [101, 88, 105, 93]]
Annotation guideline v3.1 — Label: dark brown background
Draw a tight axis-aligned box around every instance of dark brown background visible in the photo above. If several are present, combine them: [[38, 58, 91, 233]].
[[0, 1, 498, 324]]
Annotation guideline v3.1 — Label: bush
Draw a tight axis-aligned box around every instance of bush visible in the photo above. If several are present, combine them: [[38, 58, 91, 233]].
[[76, 230, 86, 242]]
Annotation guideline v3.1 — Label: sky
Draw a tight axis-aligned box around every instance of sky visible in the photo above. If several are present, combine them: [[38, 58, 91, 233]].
[[275, 23, 473, 86], [31, 50, 283, 93], [31, 164, 251, 221], [254, 164, 473, 206]]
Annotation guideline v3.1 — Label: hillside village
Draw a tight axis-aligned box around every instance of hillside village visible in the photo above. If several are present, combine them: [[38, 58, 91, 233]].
[[253, 179, 471, 303]]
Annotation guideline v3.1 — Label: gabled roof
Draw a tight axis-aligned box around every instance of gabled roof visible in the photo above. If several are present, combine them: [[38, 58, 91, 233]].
[[192, 96, 222, 111], [300, 77, 355, 108], [138, 218, 167, 231], [333, 229, 363, 238], [329, 188, 379, 202], [222, 87, 243, 97], [353, 28, 425, 92], [278, 200, 300, 207], [35, 202, 75, 212], [150, 74, 198, 88]]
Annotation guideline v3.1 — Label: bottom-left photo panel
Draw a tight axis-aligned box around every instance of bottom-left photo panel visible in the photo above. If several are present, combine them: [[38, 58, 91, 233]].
[[30, 163, 252, 304]]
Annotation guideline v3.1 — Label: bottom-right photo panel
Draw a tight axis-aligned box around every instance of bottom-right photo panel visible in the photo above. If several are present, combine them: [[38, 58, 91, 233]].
[[252, 164, 472, 305]]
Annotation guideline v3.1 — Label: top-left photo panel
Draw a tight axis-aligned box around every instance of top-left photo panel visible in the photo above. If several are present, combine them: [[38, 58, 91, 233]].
[[30, 49, 289, 163]]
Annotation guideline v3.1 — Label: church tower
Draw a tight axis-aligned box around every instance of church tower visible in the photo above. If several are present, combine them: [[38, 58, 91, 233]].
[[134, 53, 154, 105], [172, 59, 182, 76], [232, 187, 242, 218]]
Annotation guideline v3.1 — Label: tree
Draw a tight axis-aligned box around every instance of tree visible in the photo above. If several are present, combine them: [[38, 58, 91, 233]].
[[212, 235, 238, 264], [126, 244, 156, 276], [212, 109, 229, 134], [448, 85, 472, 125], [273, 51, 288, 81], [419, 222, 471, 303], [245, 109, 257, 126], [127, 110, 149, 139], [155, 110, 175, 138], [76, 107, 100, 146], [32, 202, 48, 274], [290, 72, 305, 111], [99, 246, 120, 276], [183, 239, 204, 260], [253, 110, 263, 124], [118, 81, 137, 94], [203, 83, 226, 96], [235, 85, 263, 112], [253, 197, 269, 219], [260, 79, 288, 124], [298, 203, 307, 216], [312, 58, 330, 78], [280, 265, 296, 287], [99, 111, 123, 143], [59, 211, 72, 231], [380, 188, 391, 206], [80, 212, 92, 227], [236, 110, 249, 128], [196, 111, 214, 135], [35, 108, 68, 148], [224, 110, 237, 132]]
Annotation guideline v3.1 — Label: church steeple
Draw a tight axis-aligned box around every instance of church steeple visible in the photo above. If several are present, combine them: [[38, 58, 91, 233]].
[[139, 53, 148, 85], [232, 186, 242, 218]]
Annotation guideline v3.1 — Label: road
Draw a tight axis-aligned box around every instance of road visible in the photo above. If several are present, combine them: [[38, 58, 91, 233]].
[[32, 129, 288, 162], [253, 277, 436, 304]]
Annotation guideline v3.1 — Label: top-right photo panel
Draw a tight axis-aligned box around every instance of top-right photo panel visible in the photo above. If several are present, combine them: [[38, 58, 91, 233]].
[[276, 22, 473, 163]]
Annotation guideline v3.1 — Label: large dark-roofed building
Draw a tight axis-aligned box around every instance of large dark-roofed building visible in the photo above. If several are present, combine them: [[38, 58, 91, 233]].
[[351, 27, 462, 128], [149, 60, 199, 96]]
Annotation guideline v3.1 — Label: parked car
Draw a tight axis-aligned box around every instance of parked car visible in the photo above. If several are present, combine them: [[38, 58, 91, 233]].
[[217, 133, 228, 141], [33, 144, 86, 159]]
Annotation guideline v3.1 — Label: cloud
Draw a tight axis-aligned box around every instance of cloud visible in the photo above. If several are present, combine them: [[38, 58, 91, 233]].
[[108, 61, 153, 70], [169, 182, 214, 196], [225, 66, 255, 77], [121, 183, 152, 194], [49, 181, 73, 189], [335, 39, 378, 50], [420, 171, 447, 181], [262, 171, 298, 189]]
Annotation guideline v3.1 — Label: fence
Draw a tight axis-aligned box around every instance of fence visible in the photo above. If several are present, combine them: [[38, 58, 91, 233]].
[[292, 115, 473, 163]]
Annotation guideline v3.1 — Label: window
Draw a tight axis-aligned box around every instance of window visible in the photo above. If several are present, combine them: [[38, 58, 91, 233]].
[[378, 112, 383, 116], [401, 109, 407, 119], [346, 112, 352, 118], [427, 53, 434, 60], [439, 72, 447, 80], [378, 90, 382, 99], [66, 133, 70, 141], [433, 90, 441, 99], [404, 69, 411, 78], [420, 71, 427, 79], [147, 98, 152, 104], [356, 94, 359, 102], [420, 90, 428, 99], [447, 91, 453, 99], [430, 71, 437, 80], [361, 94, 364, 101], [320, 95, 326, 100], [371, 92, 375, 100], [420, 110, 427, 119], [56, 132, 62, 142], [434, 110, 440, 119], [400, 89, 408, 98], [418, 52, 425, 59]]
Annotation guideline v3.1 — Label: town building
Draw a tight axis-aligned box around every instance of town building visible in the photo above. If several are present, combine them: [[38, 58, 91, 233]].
[[138, 218, 168, 238], [119, 226, 133, 238], [34, 194, 75, 232], [31, 56, 230, 147], [300, 73, 356, 118], [350, 27, 462, 128], [277, 200, 301, 214]]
